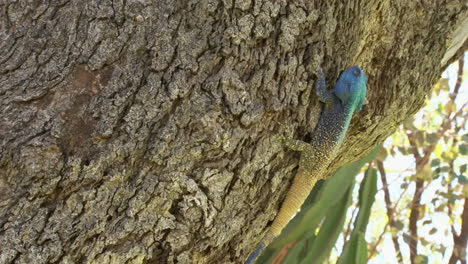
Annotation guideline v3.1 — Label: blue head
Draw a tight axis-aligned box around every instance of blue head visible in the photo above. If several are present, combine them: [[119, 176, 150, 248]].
[[334, 66, 368, 113]]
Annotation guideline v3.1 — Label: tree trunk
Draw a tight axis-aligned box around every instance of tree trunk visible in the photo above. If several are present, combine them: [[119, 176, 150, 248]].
[[0, 1, 466, 263]]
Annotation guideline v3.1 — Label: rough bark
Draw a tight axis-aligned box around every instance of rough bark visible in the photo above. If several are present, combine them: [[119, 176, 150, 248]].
[[0, 1, 466, 264]]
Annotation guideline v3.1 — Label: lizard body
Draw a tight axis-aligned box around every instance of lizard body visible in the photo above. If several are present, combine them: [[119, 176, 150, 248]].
[[245, 66, 368, 264]]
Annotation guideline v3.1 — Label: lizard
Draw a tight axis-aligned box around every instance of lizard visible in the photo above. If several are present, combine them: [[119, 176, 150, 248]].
[[245, 65, 368, 264]]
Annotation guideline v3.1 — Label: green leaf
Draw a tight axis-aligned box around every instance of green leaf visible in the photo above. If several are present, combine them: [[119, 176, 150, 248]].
[[439, 166, 450, 173], [460, 144, 468, 155], [461, 133, 468, 143], [356, 168, 378, 232], [337, 168, 378, 264], [458, 175, 468, 184], [403, 233, 411, 244], [394, 220, 404, 230], [420, 237, 430, 246], [355, 234, 368, 264], [430, 159, 440, 167], [415, 255, 429, 264], [460, 164, 467, 174], [337, 232, 368, 264], [299, 188, 353, 264]]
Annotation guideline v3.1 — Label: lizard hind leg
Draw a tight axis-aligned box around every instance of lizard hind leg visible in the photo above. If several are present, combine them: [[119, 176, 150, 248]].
[[279, 124, 313, 153], [284, 139, 313, 153]]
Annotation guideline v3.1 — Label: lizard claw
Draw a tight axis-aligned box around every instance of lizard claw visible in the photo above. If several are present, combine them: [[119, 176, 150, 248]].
[[274, 120, 294, 146], [279, 131, 292, 145], [316, 67, 324, 77], [315, 68, 337, 104]]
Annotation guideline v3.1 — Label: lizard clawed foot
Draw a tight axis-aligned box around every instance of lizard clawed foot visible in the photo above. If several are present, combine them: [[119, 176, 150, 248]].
[[315, 67, 337, 104], [284, 138, 312, 152], [280, 127, 311, 151], [276, 122, 293, 143], [276, 121, 311, 152]]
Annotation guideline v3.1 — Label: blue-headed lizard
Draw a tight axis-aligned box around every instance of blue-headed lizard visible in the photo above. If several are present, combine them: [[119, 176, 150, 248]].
[[245, 66, 368, 264]]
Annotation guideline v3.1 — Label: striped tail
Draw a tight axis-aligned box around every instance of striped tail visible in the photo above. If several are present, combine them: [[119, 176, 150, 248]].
[[270, 170, 317, 235], [245, 171, 317, 263], [245, 232, 276, 264], [245, 241, 266, 264]]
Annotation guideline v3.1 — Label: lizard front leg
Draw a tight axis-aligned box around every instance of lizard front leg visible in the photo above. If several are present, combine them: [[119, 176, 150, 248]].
[[315, 68, 338, 104]]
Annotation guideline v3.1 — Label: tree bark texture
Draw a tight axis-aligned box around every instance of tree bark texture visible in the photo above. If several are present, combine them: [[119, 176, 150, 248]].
[[0, 1, 466, 264]]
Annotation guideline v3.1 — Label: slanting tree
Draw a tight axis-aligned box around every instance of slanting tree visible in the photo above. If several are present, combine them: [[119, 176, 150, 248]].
[[0, 1, 466, 263]]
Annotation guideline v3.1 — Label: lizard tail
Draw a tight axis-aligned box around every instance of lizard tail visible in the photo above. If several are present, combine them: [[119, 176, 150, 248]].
[[245, 232, 276, 264], [245, 171, 316, 263], [270, 170, 317, 236], [244, 240, 265, 264]]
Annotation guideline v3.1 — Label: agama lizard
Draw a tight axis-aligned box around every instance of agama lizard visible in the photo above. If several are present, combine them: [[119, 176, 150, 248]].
[[245, 66, 368, 264]]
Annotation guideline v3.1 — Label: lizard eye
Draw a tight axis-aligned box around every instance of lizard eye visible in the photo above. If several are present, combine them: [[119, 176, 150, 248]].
[[353, 69, 361, 76]]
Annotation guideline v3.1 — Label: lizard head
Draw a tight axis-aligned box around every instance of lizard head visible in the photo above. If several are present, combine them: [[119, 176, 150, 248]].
[[334, 66, 368, 114]]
